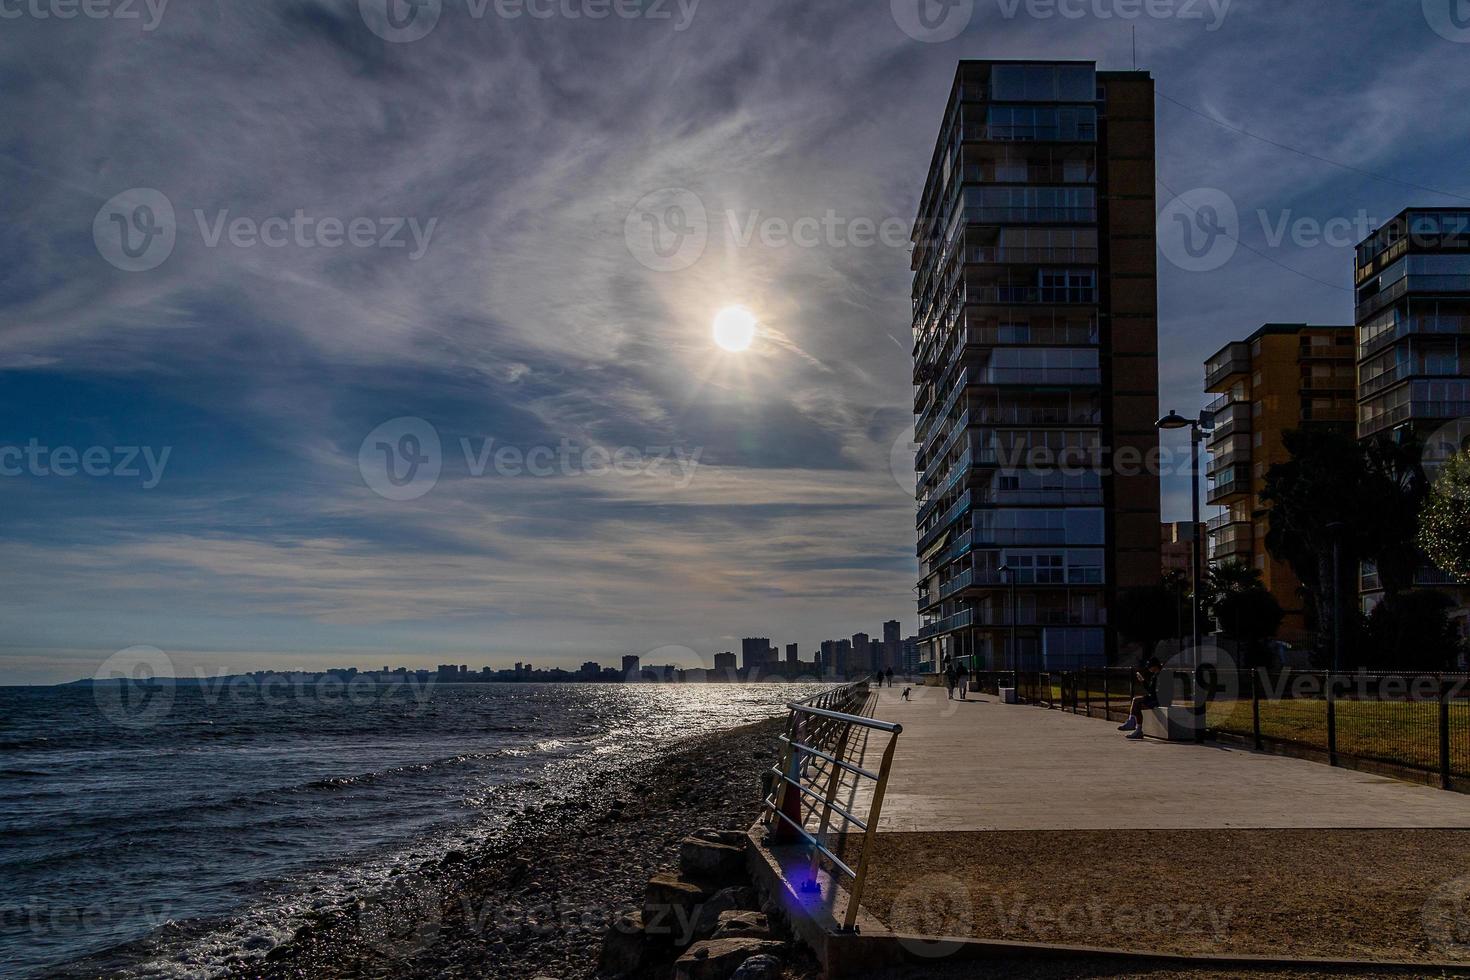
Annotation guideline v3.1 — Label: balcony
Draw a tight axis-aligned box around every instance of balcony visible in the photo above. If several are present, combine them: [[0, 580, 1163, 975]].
[[1300, 375, 1356, 391], [1208, 465, 1253, 504], [1205, 350, 1252, 390], [917, 490, 975, 554], [1206, 512, 1250, 533], [969, 285, 1098, 305], [1204, 390, 1248, 417], [1359, 315, 1470, 359], [966, 246, 1100, 265], [976, 404, 1102, 426], [1208, 530, 1254, 561], [963, 206, 1098, 225], [974, 366, 1102, 386], [918, 608, 975, 639], [973, 608, 1107, 627], [1359, 401, 1470, 439], [938, 568, 975, 600], [1209, 407, 1253, 442]]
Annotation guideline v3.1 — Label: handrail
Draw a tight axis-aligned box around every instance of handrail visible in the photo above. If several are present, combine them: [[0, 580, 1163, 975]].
[[760, 679, 903, 932]]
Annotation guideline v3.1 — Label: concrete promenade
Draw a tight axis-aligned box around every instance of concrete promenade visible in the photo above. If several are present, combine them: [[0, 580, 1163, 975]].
[[828, 684, 1470, 831]]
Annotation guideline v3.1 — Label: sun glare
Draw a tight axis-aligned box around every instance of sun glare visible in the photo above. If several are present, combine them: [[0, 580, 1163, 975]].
[[712, 305, 757, 352]]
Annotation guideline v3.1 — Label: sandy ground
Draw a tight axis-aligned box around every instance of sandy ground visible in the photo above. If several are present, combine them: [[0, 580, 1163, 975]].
[[226, 716, 816, 979], [838, 829, 1470, 967]]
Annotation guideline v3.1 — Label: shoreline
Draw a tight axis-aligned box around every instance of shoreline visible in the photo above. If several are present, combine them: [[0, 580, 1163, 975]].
[[215, 715, 790, 979]]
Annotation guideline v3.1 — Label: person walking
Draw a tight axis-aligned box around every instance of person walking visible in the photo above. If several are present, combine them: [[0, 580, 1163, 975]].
[[885, 666, 895, 688], [956, 659, 968, 701], [944, 662, 957, 700]]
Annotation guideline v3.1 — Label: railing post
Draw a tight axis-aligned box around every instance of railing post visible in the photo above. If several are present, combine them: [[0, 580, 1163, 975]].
[[1326, 669, 1338, 768], [1441, 674, 1452, 792], [1084, 668, 1093, 718], [1251, 667, 1263, 752], [1103, 669, 1111, 719], [845, 726, 902, 932]]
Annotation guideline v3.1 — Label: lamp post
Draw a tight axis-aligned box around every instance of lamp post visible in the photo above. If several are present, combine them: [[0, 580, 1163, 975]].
[[1156, 410, 1212, 669]]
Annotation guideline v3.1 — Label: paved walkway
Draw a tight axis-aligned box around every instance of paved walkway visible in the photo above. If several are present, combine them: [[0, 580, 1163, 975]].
[[825, 686, 1470, 831]]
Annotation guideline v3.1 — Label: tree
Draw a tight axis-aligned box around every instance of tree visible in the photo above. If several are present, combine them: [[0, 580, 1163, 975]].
[[1361, 434, 1429, 599], [1365, 590, 1461, 671], [1420, 450, 1470, 584], [1112, 585, 1180, 663], [1214, 588, 1285, 669], [1262, 430, 1370, 660]]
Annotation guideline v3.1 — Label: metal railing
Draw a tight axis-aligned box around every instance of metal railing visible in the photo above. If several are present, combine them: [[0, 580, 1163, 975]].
[[761, 681, 903, 931], [979, 666, 1470, 792]]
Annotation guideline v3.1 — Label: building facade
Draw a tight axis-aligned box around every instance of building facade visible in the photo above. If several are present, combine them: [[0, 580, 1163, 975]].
[[911, 60, 1162, 673], [1355, 209, 1470, 625], [1160, 521, 1207, 585], [1203, 324, 1356, 642]]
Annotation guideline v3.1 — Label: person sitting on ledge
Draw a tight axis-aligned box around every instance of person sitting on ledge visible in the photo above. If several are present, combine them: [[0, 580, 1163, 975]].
[[1118, 657, 1163, 740]]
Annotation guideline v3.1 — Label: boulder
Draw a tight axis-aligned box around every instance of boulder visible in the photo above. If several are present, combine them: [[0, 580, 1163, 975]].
[[679, 836, 746, 883], [596, 911, 646, 979], [643, 872, 709, 942], [731, 954, 783, 980], [674, 938, 786, 980], [693, 828, 749, 848], [711, 910, 770, 940]]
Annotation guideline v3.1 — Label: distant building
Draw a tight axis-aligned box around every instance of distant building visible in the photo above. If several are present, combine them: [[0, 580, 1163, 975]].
[[902, 635, 922, 674], [785, 642, 799, 664], [1204, 323, 1355, 642], [741, 637, 772, 672], [621, 655, 640, 679], [852, 633, 872, 673], [713, 651, 737, 674], [835, 639, 851, 677], [1161, 521, 1208, 585]]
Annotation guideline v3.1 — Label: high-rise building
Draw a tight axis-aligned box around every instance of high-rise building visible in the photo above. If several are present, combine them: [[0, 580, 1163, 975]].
[[713, 651, 737, 674], [901, 635, 921, 674], [911, 60, 1162, 673], [621, 654, 640, 679], [819, 640, 836, 676], [1355, 210, 1470, 626], [882, 620, 901, 670], [785, 642, 799, 664], [835, 639, 851, 676], [851, 632, 872, 673], [741, 637, 772, 672], [1203, 324, 1355, 641]]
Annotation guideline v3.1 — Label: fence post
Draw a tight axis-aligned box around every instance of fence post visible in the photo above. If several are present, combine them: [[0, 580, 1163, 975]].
[[1441, 674, 1452, 792], [1251, 667, 1263, 752], [1084, 668, 1092, 718], [1103, 669, 1111, 719], [1326, 669, 1338, 768]]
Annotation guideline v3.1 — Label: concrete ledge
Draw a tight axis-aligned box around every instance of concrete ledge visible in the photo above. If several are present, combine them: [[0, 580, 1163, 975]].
[[1143, 704, 1201, 741], [997, 687, 1018, 704]]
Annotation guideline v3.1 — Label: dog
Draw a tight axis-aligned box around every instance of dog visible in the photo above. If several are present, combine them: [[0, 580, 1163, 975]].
[[901, 687, 911, 701]]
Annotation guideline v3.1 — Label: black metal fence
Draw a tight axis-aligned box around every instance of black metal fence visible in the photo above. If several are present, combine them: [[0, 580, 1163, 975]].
[[965, 667, 1470, 792]]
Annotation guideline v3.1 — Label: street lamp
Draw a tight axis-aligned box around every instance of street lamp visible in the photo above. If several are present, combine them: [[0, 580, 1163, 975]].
[[1156, 410, 1212, 668]]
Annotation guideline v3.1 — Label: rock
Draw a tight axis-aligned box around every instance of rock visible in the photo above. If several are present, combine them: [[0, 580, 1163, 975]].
[[643, 872, 709, 941], [679, 836, 746, 883], [691, 886, 743, 937], [711, 910, 769, 940], [674, 939, 786, 980], [441, 850, 467, 866], [731, 954, 783, 980], [597, 910, 646, 978], [693, 828, 749, 848]]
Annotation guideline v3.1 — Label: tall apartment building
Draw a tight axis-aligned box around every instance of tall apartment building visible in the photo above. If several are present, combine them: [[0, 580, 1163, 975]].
[[785, 642, 799, 665], [883, 619, 902, 670], [1355, 209, 1470, 618], [1203, 324, 1356, 641], [740, 637, 772, 672], [911, 60, 1162, 673]]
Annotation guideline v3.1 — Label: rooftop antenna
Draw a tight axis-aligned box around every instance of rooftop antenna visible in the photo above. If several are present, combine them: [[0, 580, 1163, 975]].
[[1132, 26, 1137, 70]]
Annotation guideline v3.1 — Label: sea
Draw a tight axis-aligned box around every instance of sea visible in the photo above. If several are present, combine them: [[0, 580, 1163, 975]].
[[0, 680, 825, 978]]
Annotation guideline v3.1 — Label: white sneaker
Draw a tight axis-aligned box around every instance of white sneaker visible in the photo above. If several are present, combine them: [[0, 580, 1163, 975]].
[[1125, 729, 1145, 740], [1118, 718, 1137, 732]]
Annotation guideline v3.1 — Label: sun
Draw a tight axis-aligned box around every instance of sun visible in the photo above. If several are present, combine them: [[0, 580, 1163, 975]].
[[712, 305, 757, 353]]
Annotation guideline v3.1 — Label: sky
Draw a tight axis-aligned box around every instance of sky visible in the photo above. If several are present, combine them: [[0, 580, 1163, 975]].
[[3, 0, 1469, 684]]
